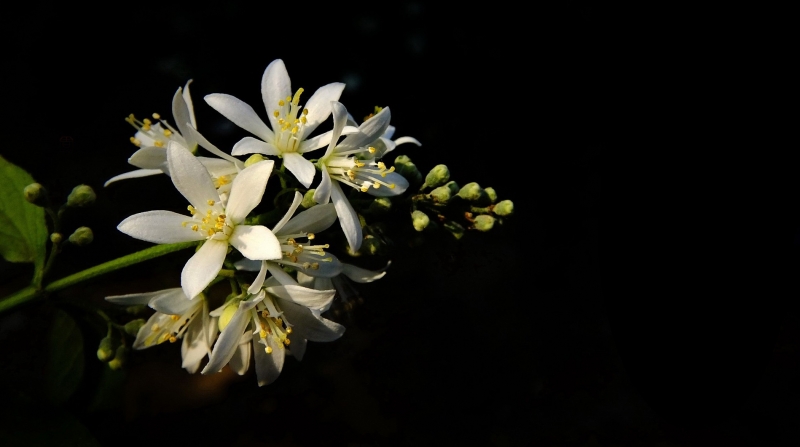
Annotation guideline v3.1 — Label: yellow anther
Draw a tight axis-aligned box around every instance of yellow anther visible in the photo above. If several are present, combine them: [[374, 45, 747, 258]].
[[389, 183, 396, 189], [307, 233, 315, 240], [207, 229, 215, 237], [361, 185, 369, 192], [373, 183, 381, 189], [302, 262, 312, 270], [265, 346, 273, 354], [191, 224, 198, 231], [273, 110, 280, 117], [311, 263, 320, 270], [260, 329, 267, 338], [169, 336, 177, 343], [287, 238, 296, 245], [355, 161, 365, 168], [152, 113, 161, 120], [300, 116, 307, 124], [127, 113, 136, 122], [276, 318, 283, 326], [286, 327, 292, 334], [161, 333, 170, 342], [151, 324, 160, 332], [369, 147, 377, 154], [388, 166, 395, 172], [291, 126, 298, 134], [129, 137, 141, 147], [163, 129, 172, 137], [302, 108, 309, 115], [215, 222, 224, 229], [283, 338, 291, 346], [170, 315, 180, 321], [181, 222, 188, 227], [153, 140, 164, 147], [278, 100, 285, 107], [285, 96, 292, 103], [143, 123, 152, 131], [377, 162, 386, 170], [261, 310, 270, 318], [188, 205, 196, 215], [207, 199, 215, 206], [143, 118, 152, 125]]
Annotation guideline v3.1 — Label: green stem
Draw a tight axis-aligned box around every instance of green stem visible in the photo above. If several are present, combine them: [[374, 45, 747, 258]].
[[0, 240, 199, 314]]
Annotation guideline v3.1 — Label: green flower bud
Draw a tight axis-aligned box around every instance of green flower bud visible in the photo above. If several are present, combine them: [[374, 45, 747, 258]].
[[68, 226, 93, 246], [494, 200, 514, 217], [108, 345, 129, 371], [23, 183, 47, 207], [424, 164, 450, 189], [302, 189, 317, 208], [457, 182, 487, 202], [218, 300, 240, 331], [411, 210, 430, 232], [96, 336, 116, 362], [50, 233, 63, 244], [445, 181, 459, 194], [66, 184, 96, 207], [443, 220, 465, 240], [394, 155, 422, 184], [361, 235, 385, 255], [244, 154, 266, 168], [484, 187, 498, 203], [473, 215, 496, 232], [123, 319, 146, 337], [368, 197, 392, 215], [430, 184, 452, 203]]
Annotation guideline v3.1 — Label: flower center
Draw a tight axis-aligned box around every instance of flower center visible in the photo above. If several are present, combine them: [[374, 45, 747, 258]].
[[143, 306, 199, 347], [182, 201, 232, 239], [323, 148, 398, 192], [278, 232, 332, 271], [125, 113, 187, 149], [254, 296, 292, 353], [272, 88, 309, 154]]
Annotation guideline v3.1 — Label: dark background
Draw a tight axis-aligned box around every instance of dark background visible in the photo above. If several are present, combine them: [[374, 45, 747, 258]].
[[0, 2, 797, 446]]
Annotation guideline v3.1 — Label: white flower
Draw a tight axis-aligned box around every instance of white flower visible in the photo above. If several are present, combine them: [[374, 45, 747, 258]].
[[314, 102, 409, 251], [204, 59, 345, 188], [347, 110, 422, 158], [105, 288, 218, 373], [202, 275, 343, 386], [117, 143, 282, 299]]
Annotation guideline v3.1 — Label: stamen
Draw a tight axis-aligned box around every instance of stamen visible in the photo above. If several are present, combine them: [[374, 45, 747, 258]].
[[152, 113, 161, 120], [265, 346, 273, 354]]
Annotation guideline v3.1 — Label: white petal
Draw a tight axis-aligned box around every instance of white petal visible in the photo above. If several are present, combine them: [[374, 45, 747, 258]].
[[260, 59, 292, 132], [271, 192, 303, 234], [181, 316, 208, 373], [322, 101, 349, 158], [383, 125, 396, 140], [282, 152, 316, 188], [368, 172, 409, 197], [201, 299, 259, 374], [128, 146, 168, 170], [300, 82, 345, 137], [150, 289, 198, 314], [247, 261, 268, 294], [278, 203, 337, 235], [205, 93, 274, 141], [228, 337, 252, 375], [313, 169, 332, 205], [182, 79, 197, 128], [266, 284, 335, 310], [231, 137, 280, 156], [105, 289, 174, 306], [342, 261, 389, 283], [281, 300, 345, 342], [181, 239, 228, 299], [118, 210, 204, 244], [331, 181, 362, 252], [166, 142, 221, 211], [266, 261, 298, 285], [289, 337, 307, 361], [234, 258, 261, 271], [197, 157, 239, 178], [172, 87, 195, 147], [298, 130, 334, 154], [394, 136, 422, 147], [295, 252, 343, 278], [104, 169, 163, 187], [229, 225, 282, 261], [181, 124, 244, 168], [339, 107, 391, 151], [132, 312, 164, 349], [225, 160, 274, 223], [253, 334, 285, 386]]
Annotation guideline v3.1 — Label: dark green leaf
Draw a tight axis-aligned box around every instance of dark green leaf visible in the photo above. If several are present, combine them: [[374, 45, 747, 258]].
[[44, 309, 85, 405]]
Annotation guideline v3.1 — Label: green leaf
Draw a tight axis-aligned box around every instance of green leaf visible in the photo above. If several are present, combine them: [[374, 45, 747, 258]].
[[0, 155, 47, 282], [44, 309, 85, 406]]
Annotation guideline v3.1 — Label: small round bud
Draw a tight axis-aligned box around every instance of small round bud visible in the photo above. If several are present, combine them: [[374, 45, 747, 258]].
[[23, 183, 47, 207], [107, 345, 129, 370], [50, 233, 63, 244], [244, 154, 266, 168], [430, 184, 453, 203], [494, 200, 514, 217], [411, 210, 430, 232], [457, 182, 486, 202], [473, 215, 496, 232], [96, 336, 116, 362], [424, 164, 450, 189], [301, 189, 317, 208], [123, 319, 146, 337], [368, 197, 392, 215], [68, 226, 93, 246], [218, 301, 240, 331], [66, 184, 96, 207], [394, 155, 422, 184], [484, 187, 498, 203]]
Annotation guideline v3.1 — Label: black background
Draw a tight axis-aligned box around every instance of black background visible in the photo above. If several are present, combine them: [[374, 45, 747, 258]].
[[0, 2, 797, 446]]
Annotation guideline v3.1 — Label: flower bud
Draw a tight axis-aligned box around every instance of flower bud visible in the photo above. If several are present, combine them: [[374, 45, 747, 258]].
[[66, 184, 96, 207], [244, 154, 266, 168], [123, 319, 146, 337], [50, 233, 63, 244], [494, 200, 514, 217], [430, 184, 452, 203], [484, 187, 498, 203], [107, 345, 129, 370], [443, 220, 465, 240], [302, 189, 317, 208], [361, 235, 385, 256], [424, 164, 450, 189], [411, 210, 430, 232], [23, 183, 47, 207], [96, 336, 116, 362], [218, 301, 240, 331], [368, 197, 392, 215], [68, 226, 93, 246], [457, 182, 487, 203], [394, 155, 422, 184], [473, 215, 496, 232]]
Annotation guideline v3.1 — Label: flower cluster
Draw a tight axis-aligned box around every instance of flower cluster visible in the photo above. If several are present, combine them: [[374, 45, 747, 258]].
[[104, 59, 416, 385]]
